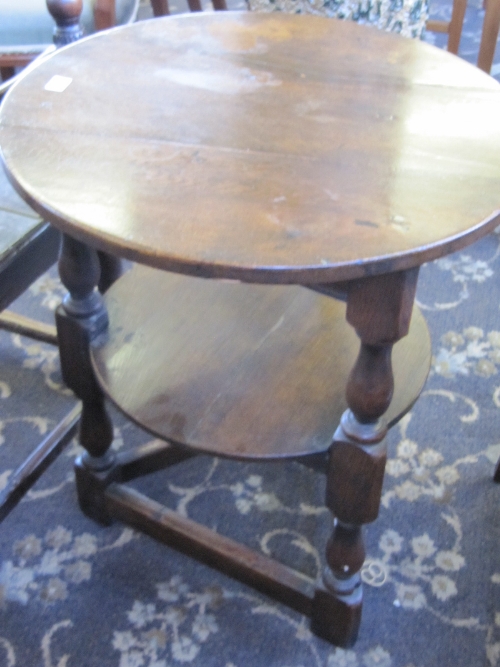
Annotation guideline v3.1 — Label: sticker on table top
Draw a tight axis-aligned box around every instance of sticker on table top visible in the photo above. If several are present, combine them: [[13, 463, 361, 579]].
[[44, 75, 72, 92]]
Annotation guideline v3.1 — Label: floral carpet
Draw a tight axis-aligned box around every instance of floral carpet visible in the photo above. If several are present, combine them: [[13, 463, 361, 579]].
[[1, 3, 500, 667]]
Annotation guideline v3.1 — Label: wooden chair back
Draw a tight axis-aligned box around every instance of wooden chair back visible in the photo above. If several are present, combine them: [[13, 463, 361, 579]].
[[477, 0, 500, 71], [426, 0, 467, 54], [0, 0, 139, 85]]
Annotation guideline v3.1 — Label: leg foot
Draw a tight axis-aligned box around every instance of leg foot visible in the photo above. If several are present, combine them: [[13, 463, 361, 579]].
[[74, 455, 115, 525], [311, 578, 362, 647]]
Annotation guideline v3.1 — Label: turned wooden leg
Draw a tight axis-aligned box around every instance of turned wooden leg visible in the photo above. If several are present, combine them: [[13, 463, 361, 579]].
[[56, 234, 114, 522], [311, 268, 419, 647], [46, 0, 84, 46]]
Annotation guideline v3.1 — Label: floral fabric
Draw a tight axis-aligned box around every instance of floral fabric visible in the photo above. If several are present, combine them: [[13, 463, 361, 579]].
[[247, 0, 429, 40]]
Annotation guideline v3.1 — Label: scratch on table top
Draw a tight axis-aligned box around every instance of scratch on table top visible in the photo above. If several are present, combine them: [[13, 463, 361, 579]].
[[253, 316, 285, 351], [156, 66, 281, 95]]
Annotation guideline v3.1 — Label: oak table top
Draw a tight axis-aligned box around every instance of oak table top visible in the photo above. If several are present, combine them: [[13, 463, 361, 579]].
[[1, 12, 500, 284], [2, 13, 494, 647]]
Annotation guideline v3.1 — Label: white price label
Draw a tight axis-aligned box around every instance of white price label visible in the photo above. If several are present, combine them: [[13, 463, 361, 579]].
[[44, 75, 73, 92]]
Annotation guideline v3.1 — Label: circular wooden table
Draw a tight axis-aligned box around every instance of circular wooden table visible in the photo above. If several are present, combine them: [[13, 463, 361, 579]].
[[2, 11, 500, 648]]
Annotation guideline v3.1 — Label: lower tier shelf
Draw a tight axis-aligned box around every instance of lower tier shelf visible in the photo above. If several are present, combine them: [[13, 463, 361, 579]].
[[91, 265, 431, 459]]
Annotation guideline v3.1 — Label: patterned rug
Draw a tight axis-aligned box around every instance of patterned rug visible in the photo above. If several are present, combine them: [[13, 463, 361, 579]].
[[1, 4, 500, 667]]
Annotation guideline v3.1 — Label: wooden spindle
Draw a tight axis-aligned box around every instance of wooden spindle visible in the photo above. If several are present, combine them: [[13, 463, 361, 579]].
[[46, 0, 84, 46]]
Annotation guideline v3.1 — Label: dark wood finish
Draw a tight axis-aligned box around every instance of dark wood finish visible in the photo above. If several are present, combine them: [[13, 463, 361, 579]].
[[326, 442, 387, 524], [87, 265, 428, 648], [74, 455, 114, 524], [0, 55, 46, 90], [0, 67, 16, 82], [74, 440, 192, 521], [106, 483, 315, 613], [494, 458, 500, 482], [2, 14, 500, 285], [0, 403, 80, 522], [312, 582, 362, 648], [91, 265, 431, 459], [0, 0, 103, 526], [344, 269, 419, 422], [46, 0, 84, 46], [56, 235, 113, 467], [311, 270, 418, 646], [96, 251, 123, 294], [0, 0, 128, 522], [325, 524, 365, 576], [0, 312, 58, 345], [74, 452, 315, 612], [114, 440, 196, 482], [1, 12, 497, 647]]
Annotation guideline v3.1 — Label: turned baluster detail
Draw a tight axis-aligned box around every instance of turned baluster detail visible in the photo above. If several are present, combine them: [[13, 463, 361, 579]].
[[56, 235, 114, 471], [311, 268, 419, 646], [42, 5, 123, 490], [46, 0, 84, 46]]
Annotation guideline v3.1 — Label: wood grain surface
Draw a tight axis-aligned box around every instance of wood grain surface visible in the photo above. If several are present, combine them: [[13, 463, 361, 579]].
[[91, 265, 431, 458], [1, 13, 500, 283]]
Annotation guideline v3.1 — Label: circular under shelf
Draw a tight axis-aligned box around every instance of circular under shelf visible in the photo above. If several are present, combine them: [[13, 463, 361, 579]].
[[91, 265, 431, 459]]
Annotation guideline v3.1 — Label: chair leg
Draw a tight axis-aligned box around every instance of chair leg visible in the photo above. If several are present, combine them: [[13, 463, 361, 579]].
[[447, 0, 467, 54], [478, 0, 500, 71], [150, 0, 170, 15], [94, 0, 116, 30], [0, 312, 57, 345], [0, 66, 15, 82]]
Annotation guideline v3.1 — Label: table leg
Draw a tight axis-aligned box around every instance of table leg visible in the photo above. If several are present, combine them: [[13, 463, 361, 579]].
[[311, 268, 419, 646], [55, 234, 114, 522], [97, 250, 123, 293]]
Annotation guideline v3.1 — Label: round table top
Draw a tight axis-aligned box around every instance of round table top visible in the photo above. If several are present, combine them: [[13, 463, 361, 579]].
[[1, 12, 500, 284]]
